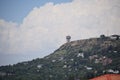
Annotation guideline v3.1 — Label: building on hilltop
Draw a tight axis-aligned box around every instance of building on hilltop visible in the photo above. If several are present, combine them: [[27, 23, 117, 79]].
[[110, 35, 120, 40], [66, 35, 71, 43]]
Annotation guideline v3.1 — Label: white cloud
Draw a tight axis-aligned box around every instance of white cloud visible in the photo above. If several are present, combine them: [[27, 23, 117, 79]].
[[0, 0, 120, 58]]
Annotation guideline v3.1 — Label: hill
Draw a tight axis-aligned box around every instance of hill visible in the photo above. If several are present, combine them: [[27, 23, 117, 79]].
[[0, 35, 120, 80]]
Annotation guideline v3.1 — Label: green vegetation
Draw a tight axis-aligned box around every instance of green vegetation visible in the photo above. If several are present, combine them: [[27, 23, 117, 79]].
[[0, 36, 120, 80]]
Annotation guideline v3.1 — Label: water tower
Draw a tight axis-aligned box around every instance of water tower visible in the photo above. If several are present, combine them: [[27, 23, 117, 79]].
[[66, 35, 71, 43]]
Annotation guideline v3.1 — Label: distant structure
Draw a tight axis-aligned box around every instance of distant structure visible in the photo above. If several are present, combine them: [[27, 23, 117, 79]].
[[66, 35, 71, 43], [110, 35, 120, 40], [100, 34, 106, 39]]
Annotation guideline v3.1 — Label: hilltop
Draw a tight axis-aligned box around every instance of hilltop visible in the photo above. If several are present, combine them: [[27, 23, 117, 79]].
[[0, 35, 120, 80]]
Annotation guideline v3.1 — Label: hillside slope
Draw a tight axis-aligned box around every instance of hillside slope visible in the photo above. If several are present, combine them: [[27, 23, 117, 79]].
[[0, 36, 120, 80]]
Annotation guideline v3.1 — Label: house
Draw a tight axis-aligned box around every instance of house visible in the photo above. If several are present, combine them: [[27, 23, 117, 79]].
[[84, 66, 92, 70], [77, 53, 84, 58], [110, 35, 120, 40], [90, 74, 120, 80], [37, 64, 42, 69]]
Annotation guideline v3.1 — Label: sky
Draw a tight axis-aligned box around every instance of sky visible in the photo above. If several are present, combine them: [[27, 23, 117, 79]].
[[0, 0, 120, 66]]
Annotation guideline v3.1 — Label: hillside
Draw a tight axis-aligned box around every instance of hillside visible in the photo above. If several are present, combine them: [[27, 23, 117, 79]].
[[0, 35, 120, 80]]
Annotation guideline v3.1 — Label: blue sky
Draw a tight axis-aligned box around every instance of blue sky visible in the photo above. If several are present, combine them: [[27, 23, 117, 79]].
[[0, 0, 72, 66], [0, 0, 120, 66], [0, 0, 72, 23]]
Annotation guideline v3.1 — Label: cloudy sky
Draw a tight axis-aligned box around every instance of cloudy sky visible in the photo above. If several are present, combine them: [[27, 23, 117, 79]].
[[0, 0, 120, 66]]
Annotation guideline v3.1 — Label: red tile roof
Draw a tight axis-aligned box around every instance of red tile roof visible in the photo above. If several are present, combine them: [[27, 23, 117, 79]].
[[90, 74, 120, 80]]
